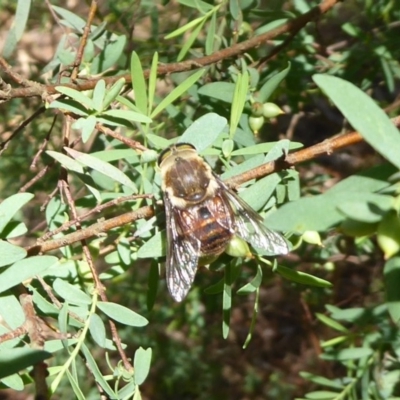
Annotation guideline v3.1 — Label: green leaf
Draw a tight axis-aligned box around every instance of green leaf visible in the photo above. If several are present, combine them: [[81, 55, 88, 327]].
[[237, 265, 263, 295], [275, 265, 332, 288], [0, 348, 52, 379], [73, 115, 97, 143], [384, 257, 400, 324], [0, 241, 26, 268], [164, 16, 205, 39], [134, 347, 152, 385], [204, 278, 224, 294], [151, 69, 205, 118], [221, 154, 264, 180], [101, 109, 152, 123], [205, 12, 216, 55], [229, 0, 240, 20], [92, 79, 106, 112], [147, 261, 159, 311], [97, 302, 148, 327], [131, 52, 148, 115], [323, 347, 373, 361], [222, 263, 233, 339], [198, 82, 236, 103], [146, 134, 172, 150], [266, 164, 395, 232], [177, 19, 206, 61], [81, 343, 117, 398], [313, 74, 400, 170], [148, 52, 159, 115], [55, 86, 94, 109], [89, 313, 107, 348], [137, 231, 165, 258], [52, 5, 86, 31], [1, 374, 24, 391], [337, 193, 393, 223], [0, 256, 58, 293], [299, 372, 344, 390], [0, 293, 25, 330], [304, 390, 340, 400], [230, 70, 249, 138], [103, 78, 126, 109], [239, 173, 281, 212], [178, 113, 227, 152], [258, 63, 291, 102], [47, 99, 89, 116], [53, 278, 92, 306], [90, 35, 127, 74], [0, 193, 34, 235], [315, 313, 349, 333], [66, 369, 85, 400], [2, 0, 32, 58], [46, 151, 85, 173], [64, 147, 137, 192]]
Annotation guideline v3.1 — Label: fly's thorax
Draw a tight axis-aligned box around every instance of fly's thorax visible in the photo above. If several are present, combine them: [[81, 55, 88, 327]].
[[159, 144, 220, 208]]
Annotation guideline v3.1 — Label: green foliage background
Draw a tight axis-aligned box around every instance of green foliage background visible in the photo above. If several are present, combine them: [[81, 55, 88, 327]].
[[1, 0, 400, 399]]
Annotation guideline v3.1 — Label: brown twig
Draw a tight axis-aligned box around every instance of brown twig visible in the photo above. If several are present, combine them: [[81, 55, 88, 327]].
[[0, 106, 46, 155], [96, 123, 149, 152], [71, 0, 98, 80], [39, 193, 153, 241], [0, 0, 340, 102]]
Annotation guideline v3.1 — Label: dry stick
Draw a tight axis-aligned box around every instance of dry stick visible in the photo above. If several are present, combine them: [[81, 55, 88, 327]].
[[0, 0, 340, 101], [26, 113, 400, 256], [40, 194, 153, 241], [30, 114, 58, 170], [96, 123, 149, 152], [0, 106, 46, 154], [0, 56, 44, 89], [70, 0, 98, 80]]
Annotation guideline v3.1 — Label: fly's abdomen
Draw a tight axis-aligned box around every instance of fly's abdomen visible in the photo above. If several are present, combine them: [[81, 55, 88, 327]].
[[179, 204, 233, 257]]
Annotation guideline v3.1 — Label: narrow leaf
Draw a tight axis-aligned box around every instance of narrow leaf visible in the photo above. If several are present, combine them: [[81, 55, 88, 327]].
[[97, 302, 148, 327], [131, 52, 148, 115], [46, 151, 85, 174], [258, 63, 291, 102], [92, 79, 106, 112], [275, 265, 332, 288], [64, 148, 137, 192], [151, 69, 205, 118], [55, 86, 94, 109], [103, 78, 126, 109], [148, 52, 159, 114], [2, 0, 32, 57], [164, 16, 204, 39], [101, 109, 152, 123]]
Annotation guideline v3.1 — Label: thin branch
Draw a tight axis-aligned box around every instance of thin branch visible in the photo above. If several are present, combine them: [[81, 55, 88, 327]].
[[0, 0, 340, 102], [71, 0, 98, 79]]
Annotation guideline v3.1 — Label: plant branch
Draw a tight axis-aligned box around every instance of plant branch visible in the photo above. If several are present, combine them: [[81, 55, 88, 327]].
[[0, 0, 340, 102]]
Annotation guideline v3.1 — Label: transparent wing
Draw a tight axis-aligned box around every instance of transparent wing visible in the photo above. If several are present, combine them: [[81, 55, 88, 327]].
[[164, 195, 200, 302], [217, 178, 290, 256]]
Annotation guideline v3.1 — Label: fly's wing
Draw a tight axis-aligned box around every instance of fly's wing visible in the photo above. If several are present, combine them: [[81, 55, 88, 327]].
[[164, 195, 201, 302], [217, 178, 289, 256]]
